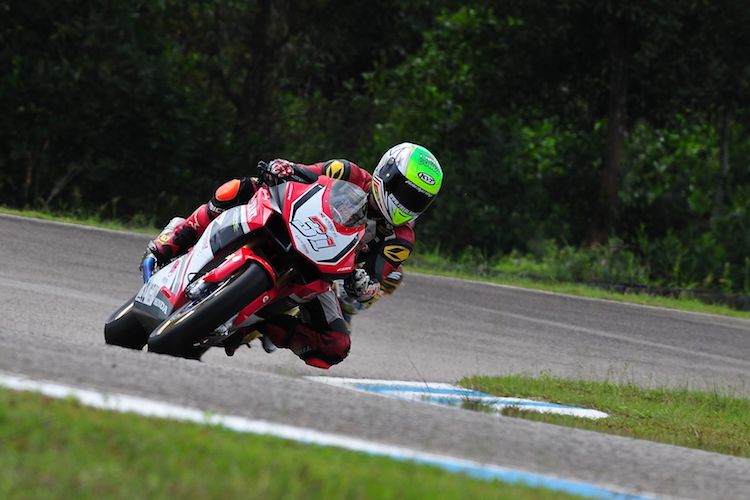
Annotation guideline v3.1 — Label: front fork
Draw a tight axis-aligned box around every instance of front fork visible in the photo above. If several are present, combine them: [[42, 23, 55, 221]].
[[182, 246, 279, 316], [190, 246, 284, 349]]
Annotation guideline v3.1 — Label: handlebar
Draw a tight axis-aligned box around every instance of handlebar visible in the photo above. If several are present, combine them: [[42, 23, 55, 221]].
[[257, 161, 319, 185]]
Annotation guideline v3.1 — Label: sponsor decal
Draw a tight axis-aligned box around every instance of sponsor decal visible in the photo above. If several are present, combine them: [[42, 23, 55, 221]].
[[231, 208, 242, 232], [207, 200, 225, 214], [246, 197, 258, 221], [136, 282, 160, 306], [291, 215, 336, 251], [417, 152, 440, 173], [157, 233, 171, 243], [417, 172, 436, 185], [152, 297, 169, 315], [405, 179, 431, 196], [383, 245, 411, 263]]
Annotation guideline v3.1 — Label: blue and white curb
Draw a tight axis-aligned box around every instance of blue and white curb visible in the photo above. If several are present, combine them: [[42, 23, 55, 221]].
[[306, 377, 608, 419], [0, 372, 648, 499]]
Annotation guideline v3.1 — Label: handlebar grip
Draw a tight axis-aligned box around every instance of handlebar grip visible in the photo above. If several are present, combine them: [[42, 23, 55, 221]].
[[257, 161, 270, 174], [257, 160, 318, 185]]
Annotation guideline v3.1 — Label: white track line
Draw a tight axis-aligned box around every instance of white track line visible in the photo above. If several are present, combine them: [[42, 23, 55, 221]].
[[0, 371, 650, 499], [305, 376, 609, 419]]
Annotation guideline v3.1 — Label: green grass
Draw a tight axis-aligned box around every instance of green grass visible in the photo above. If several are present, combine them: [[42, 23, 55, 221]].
[[3, 206, 749, 318], [408, 264, 750, 319], [0, 388, 571, 499], [461, 374, 750, 457], [409, 241, 750, 318]]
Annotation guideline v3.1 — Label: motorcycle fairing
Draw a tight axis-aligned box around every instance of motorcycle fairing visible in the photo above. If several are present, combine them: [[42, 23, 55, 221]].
[[131, 178, 363, 334], [243, 187, 281, 233], [133, 187, 280, 323], [284, 179, 363, 275]]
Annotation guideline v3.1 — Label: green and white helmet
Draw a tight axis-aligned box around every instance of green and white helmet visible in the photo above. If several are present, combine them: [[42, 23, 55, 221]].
[[371, 142, 443, 225]]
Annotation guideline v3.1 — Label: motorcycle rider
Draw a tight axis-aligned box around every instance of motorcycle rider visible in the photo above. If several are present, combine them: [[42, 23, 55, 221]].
[[145, 142, 443, 368]]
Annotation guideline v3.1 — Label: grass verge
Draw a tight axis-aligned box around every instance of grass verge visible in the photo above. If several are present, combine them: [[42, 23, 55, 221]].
[[3, 206, 748, 318], [0, 388, 570, 499], [461, 374, 750, 457], [408, 265, 750, 319]]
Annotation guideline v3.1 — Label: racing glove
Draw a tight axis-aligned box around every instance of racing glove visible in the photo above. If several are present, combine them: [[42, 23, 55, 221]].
[[344, 268, 381, 304], [262, 159, 296, 186]]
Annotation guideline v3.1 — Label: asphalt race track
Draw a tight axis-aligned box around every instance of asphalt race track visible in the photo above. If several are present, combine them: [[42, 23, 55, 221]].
[[1, 214, 749, 498]]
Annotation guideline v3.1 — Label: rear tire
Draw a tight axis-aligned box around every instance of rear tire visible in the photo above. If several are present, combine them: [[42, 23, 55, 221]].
[[147, 263, 272, 358], [104, 296, 149, 350]]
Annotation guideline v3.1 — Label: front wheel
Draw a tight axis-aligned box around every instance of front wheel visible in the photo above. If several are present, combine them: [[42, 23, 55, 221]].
[[147, 263, 272, 359]]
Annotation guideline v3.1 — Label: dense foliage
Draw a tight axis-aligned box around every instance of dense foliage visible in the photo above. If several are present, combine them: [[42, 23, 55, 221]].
[[1, 0, 749, 292]]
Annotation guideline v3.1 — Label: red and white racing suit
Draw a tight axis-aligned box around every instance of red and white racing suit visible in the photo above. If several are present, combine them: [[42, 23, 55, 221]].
[[150, 159, 415, 368]]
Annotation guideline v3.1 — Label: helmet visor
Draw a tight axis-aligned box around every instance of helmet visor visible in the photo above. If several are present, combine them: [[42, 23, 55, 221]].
[[381, 161, 434, 214]]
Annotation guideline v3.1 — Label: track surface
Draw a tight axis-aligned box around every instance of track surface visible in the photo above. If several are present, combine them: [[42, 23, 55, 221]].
[[1, 214, 749, 498]]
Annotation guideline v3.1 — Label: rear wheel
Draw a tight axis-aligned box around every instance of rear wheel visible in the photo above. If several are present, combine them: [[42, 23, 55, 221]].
[[147, 263, 272, 358], [104, 296, 149, 350]]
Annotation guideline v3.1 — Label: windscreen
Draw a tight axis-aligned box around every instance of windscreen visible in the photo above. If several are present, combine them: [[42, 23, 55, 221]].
[[328, 180, 368, 228]]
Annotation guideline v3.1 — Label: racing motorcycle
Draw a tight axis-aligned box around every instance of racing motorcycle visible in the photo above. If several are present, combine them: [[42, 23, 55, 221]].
[[103, 162, 368, 360]]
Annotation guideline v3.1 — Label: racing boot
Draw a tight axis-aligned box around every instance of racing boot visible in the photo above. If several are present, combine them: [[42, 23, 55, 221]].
[[260, 334, 277, 353], [148, 204, 213, 265], [223, 326, 278, 357]]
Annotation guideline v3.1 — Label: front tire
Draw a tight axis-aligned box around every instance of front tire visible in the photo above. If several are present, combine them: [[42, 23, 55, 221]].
[[104, 296, 149, 350], [147, 263, 272, 358]]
